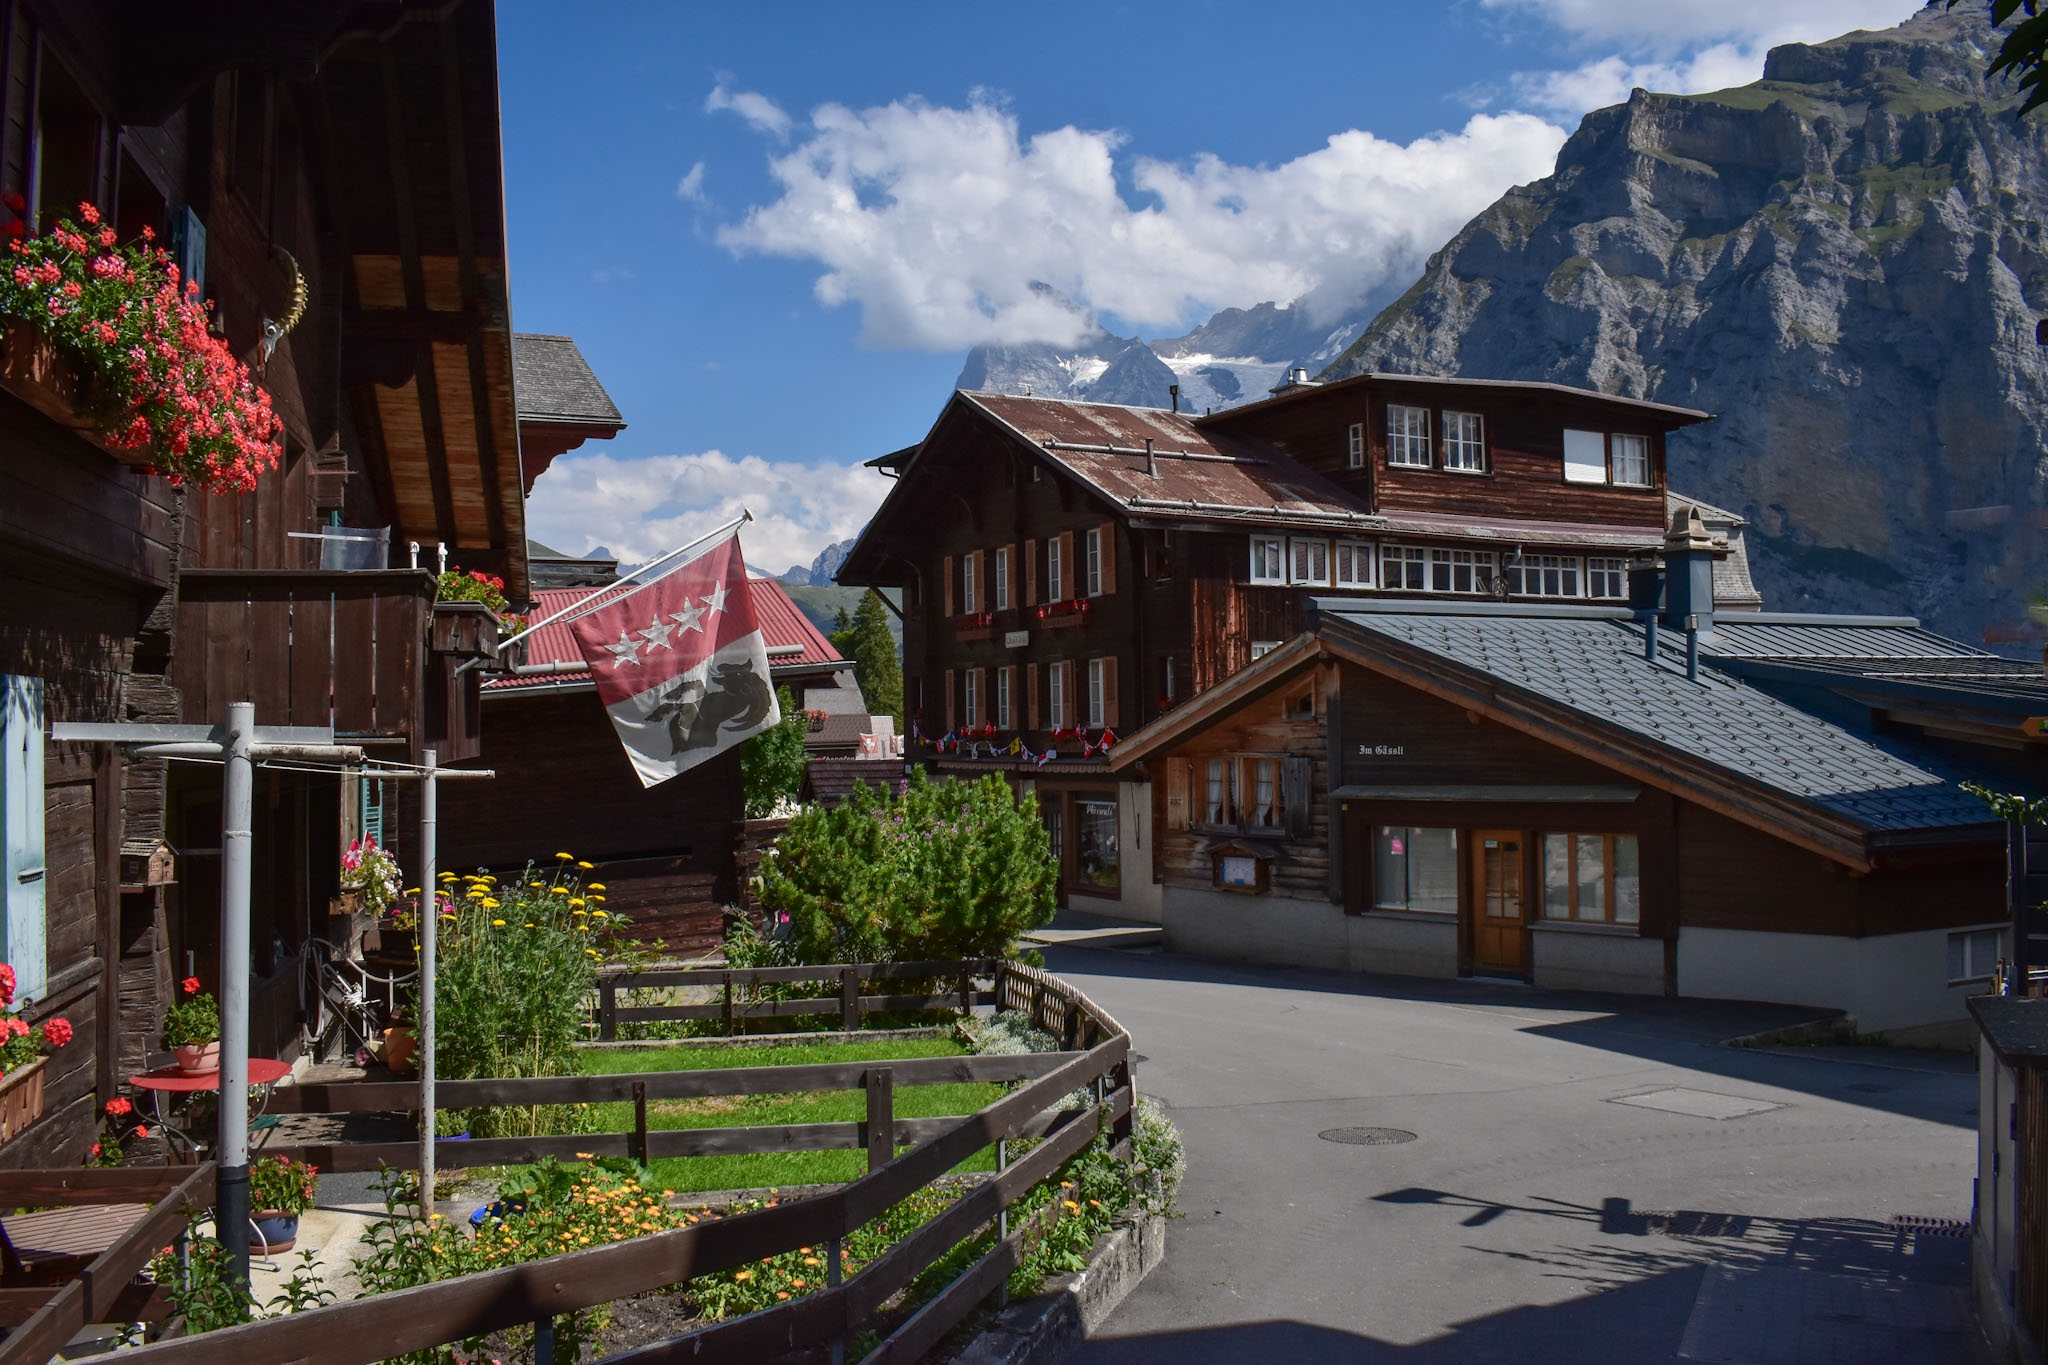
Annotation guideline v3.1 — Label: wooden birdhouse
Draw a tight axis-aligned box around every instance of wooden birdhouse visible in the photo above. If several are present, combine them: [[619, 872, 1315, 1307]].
[[118, 839, 175, 890]]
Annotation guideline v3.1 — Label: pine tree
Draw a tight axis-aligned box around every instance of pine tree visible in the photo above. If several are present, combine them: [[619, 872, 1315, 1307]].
[[833, 589, 903, 726]]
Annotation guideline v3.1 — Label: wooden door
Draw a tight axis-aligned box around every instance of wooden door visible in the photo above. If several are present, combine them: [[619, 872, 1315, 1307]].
[[1471, 830, 1526, 976]]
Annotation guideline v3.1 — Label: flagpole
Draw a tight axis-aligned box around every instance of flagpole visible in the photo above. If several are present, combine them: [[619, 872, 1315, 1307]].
[[498, 509, 753, 652]]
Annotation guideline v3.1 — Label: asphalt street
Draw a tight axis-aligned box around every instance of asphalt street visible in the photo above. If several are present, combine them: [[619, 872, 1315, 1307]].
[[1044, 942, 1987, 1365]]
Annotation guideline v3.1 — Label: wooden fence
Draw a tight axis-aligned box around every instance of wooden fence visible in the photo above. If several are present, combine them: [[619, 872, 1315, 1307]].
[[118, 962, 1133, 1364], [592, 958, 1000, 1040], [0, 1164, 215, 1365]]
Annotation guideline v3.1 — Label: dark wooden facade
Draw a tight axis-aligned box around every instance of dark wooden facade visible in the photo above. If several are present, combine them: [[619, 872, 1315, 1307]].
[[0, 0, 530, 1162]]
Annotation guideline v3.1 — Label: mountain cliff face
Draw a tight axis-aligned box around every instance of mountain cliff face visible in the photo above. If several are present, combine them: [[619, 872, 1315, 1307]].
[[1325, 5, 2048, 647]]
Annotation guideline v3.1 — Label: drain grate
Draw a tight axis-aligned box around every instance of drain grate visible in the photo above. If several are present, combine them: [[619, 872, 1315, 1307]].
[[1890, 1214, 1971, 1239], [1319, 1126, 1417, 1146]]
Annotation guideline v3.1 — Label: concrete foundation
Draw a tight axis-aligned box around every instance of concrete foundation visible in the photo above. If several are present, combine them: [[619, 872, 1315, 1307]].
[[1161, 888, 1456, 977], [1677, 923, 1997, 1034], [1531, 923, 1664, 996]]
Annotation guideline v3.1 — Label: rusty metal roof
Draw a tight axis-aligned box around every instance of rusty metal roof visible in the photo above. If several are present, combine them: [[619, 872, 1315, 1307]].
[[962, 392, 1374, 532]]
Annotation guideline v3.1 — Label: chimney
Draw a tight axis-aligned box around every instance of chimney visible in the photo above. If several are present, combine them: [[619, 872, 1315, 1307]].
[[1144, 436, 1158, 478], [1662, 505, 1716, 636], [1169, 383, 1180, 413]]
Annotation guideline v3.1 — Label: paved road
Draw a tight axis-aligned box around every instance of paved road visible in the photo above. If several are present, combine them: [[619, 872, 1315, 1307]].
[[1045, 943, 1986, 1365]]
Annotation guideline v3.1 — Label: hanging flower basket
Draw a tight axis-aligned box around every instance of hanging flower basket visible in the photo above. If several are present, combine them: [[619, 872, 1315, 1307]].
[[0, 201, 281, 493], [0, 1057, 45, 1143]]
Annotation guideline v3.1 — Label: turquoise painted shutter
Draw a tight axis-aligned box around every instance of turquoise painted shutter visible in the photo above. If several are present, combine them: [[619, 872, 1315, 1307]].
[[1, 676, 46, 1003], [361, 778, 384, 846]]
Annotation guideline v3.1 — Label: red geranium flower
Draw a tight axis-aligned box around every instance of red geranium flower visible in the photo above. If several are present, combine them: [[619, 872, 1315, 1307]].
[[133, 1125, 150, 1138], [105, 1097, 132, 1117], [180, 976, 201, 995], [40, 1017, 72, 1049]]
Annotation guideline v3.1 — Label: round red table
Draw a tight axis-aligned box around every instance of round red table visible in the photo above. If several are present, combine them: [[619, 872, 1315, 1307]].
[[129, 1059, 293, 1159]]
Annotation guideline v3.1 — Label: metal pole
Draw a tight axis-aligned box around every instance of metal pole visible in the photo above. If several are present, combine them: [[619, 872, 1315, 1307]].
[[2009, 814, 2027, 996], [419, 748, 437, 1218], [218, 702, 255, 1292]]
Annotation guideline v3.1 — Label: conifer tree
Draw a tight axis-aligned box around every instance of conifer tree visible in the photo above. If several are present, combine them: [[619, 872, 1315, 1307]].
[[830, 589, 903, 725]]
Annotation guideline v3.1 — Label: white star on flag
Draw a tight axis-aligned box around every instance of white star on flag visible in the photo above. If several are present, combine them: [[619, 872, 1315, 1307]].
[[670, 601, 706, 635], [638, 615, 675, 651], [701, 582, 728, 617], [602, 630, 642, 669]]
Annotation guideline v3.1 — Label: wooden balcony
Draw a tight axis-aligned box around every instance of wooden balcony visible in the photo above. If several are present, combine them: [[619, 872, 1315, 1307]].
[[172, 569, 488, 761]]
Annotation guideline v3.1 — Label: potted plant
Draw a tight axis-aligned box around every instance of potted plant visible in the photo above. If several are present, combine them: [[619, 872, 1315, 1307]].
[[0, 964, 71, 1142], [381, 1010, 417, 1076], [339, 835, 403, 920], [248, 1154, 318, 1253], [162, 977, 220, 1074]]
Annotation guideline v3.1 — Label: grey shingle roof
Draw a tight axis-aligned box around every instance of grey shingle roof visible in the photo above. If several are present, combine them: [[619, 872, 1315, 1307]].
[[1323, 607, 1995, 834], [513, 334, 625, 427]]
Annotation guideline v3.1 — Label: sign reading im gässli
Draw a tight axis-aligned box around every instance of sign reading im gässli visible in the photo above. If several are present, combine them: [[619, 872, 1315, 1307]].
[[1357, 743, 1406, 757]]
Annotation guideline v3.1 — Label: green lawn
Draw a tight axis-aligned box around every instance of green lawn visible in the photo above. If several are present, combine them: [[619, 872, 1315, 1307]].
[[578, 1036, 1003, 1193]]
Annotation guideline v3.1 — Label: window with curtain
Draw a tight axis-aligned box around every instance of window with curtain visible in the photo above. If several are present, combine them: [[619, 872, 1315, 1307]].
[[1375, 827, 1458, 913], [1248, 535, 1285, 584], [994, 546, 1010, 609], [1334, 540, 1372, 587], [1047, 537, 1064, 601], [1387, 405, 1430, 467], [1290, 538, 1330, 586], [1542, 833, 1640, 924], [1442, 411, 1485, 471], [962, 553, 977, 614], [1048, 660, 1066, 728], [1610, 434, 1650, 487]]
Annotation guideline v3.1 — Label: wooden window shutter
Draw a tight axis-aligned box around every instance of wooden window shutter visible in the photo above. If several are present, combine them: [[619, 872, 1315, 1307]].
[[1102, 654, 1119, 729], [1002, 543, 1016, 608], [1282, 756, 1311, 838], [942, 555, 955, 617], [970, 550, 984, 613], [970, 667, 984, 726], [1057, 531, 1074, 600], [1165, 758, 1190, 831], [1025, 539, 1038, 605], [1027, 662, 1040, 730], [1, 675, 47, 1001], [1098, 521, 1116, 594], [944, 668, 956, 730]]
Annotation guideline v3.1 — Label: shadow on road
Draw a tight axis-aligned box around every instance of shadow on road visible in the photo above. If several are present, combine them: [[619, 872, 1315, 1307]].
[[1042, 943, 1980, 1129]]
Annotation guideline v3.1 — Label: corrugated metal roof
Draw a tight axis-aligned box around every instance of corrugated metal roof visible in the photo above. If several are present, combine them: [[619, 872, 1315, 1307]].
[[486, 579, 840, 693], [1324, 607, 1995, 834], [963, 392, 1374, 532]]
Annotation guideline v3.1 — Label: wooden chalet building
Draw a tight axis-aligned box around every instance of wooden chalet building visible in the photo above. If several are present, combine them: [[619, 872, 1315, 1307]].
[[838, 375, 1759, 918], [439, 575, 871, 956], [1103, 514, 2043, 1040], [0, 0, 563, 1162]]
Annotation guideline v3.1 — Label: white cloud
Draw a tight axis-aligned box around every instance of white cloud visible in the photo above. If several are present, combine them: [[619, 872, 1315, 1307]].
[[705, 81, 792, 140], [715, 97, 1567, 350], [527, 449, 887, 578], [676, 161, 706, 202], [1487, 0, 1925, 118]]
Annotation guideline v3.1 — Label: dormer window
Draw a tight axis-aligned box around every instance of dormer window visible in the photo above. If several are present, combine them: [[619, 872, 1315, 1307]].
[[1611, 434, 1651, 487], [1248, 535, 1286, 585], [1442, 411, 1486, 473], [1387, 405, 1431, 467]]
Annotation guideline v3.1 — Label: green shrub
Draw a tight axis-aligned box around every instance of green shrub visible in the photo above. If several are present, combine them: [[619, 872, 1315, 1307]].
[[753, 771, 1055, 965], [739, 685, 809, 819], [421, 857, 637, 1137]]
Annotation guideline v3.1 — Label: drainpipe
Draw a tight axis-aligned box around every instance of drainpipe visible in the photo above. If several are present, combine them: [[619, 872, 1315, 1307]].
[[218, 702, 254, 1293]]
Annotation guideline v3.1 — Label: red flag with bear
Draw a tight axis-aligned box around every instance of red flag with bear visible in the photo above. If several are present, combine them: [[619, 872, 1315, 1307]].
[[567, 529, 780, 788]]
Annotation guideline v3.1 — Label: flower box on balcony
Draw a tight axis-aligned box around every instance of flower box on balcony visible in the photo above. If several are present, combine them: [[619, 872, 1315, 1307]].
[[430, 600, 501, 658], [0, 323, 137, 466], [1035, 598, 1091, 630], [952, 609, 997, 643], [0, 1057, 47, 1144]]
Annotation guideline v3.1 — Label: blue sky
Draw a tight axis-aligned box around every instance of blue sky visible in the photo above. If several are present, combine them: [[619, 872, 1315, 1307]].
[[500, 0, 1923, 577]]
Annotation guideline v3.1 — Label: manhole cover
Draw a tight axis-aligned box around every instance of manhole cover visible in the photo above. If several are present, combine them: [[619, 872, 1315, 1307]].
[[1318, 1127, 1417, 1146]]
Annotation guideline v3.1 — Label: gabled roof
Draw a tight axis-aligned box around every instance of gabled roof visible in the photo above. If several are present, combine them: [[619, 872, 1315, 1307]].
[[961, 392, 1374, 533], [486, 579, 841, 694], [1196, 370, 1714, 429], [514, 334, 627, 429], [1113, 602, 2010, 868]]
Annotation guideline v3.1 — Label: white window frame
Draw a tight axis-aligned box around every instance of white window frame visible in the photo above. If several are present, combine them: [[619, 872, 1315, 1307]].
[[1387, 405, 1431, 467], [1428, 547, 1494, 594], [1087, 658, 1106, 729], [962, 553, 977, 615], [1048, 660, 1067, 728], [1164, 656, 1176, 701], [1248, 535, 1285, 585], [1085, 528, 1103, 598], [1948, 926, 2005, 983], [1611, 433, 1651, 488], [1, 676, 46, 1005], [1381, 544, 1428, 592], [1587, 557, 1627, 600], [1289, 537, 1330, 587], [994, 546, 1010, 610], [1250, 640, 1281, 660], [1346, 421, 1365, 469], [1442, 410, 1486, 473], [1047, 537, 1065, 602], [1563, 429, 1607, 484], [963, 669, 980, 728], [1333, 539, 1372, 588], [1506, 554, 1582, 598], [996, 667, 1012, 729]]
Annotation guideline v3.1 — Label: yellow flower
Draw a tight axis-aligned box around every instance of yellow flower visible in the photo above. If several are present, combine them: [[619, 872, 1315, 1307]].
[[528, 880, 544, 889], [592, 894, 607, 904], [588, 882, 606, 891], [555, 852, 573, 861], [734, 1270, 751, 1282], [569, 897, 586, 908], [1063, 1200, 1080, 1211], [550, 886, 569, 896], [491, 919, 506, 927], [585, 948, 600, 957], [575, 1152, 595, 1159], [482, 898, 500, 909], [438, 871, 457, 881], [573, 909, 589, 918], [592, 910, 609, 920], [577, 860, 594, 869], [524, 922, 536, 928], [403, 887, 420, 896]]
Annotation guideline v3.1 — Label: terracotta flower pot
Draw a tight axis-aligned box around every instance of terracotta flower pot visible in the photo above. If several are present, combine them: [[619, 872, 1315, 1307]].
[[382, 1026, 416, 1074], [173, 1042, 220, 1076], [252, 1212, 299, 1254]]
